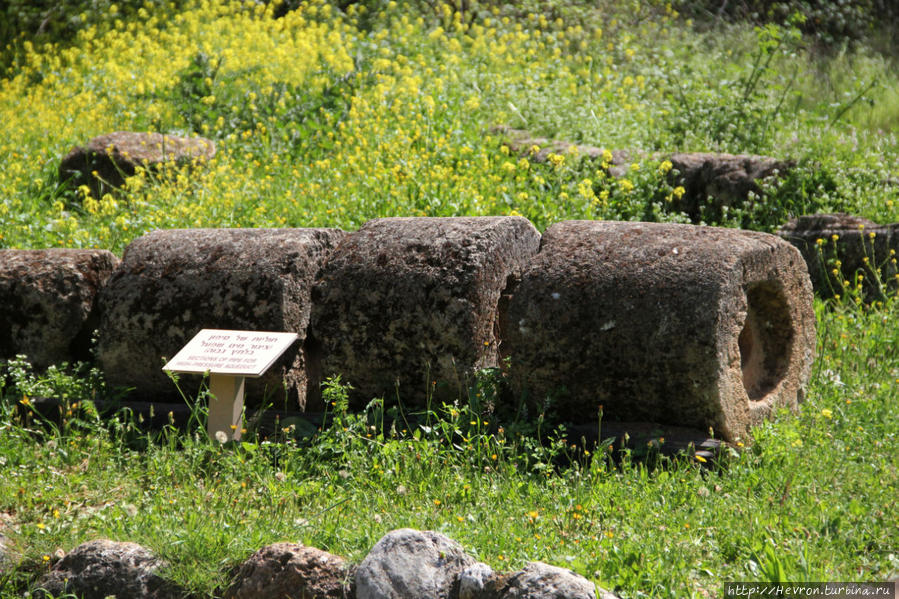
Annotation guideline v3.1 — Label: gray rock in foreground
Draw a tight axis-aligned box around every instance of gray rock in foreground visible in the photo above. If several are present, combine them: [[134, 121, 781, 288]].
[[0, 249, 119, 369], [459, 563, 496, 599], [224, 542, 353, 599], [312, 216, 540, 408], [462, 561, 616, 599], [97, 228, 345, 408], [497, 562, 597, 599], [777, 213, 899, 299], [355, 528, 477, 599], [32, 539, 181, 599], [502, 220, 816, 442], [59, 131, 216, 196]]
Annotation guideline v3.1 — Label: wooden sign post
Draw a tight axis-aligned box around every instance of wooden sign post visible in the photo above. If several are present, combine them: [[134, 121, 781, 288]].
[[163, 329, 299, 442]]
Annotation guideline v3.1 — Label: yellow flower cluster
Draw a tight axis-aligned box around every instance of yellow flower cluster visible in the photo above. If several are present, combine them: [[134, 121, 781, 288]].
[[0, 0, 674, 251]]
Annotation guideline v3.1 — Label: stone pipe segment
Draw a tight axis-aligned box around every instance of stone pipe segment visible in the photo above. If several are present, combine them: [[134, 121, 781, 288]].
[[501, 220, 816, 442], [96, 227, 346, 409], [310, 216, 541, 409], [0, 249, 119, 370]]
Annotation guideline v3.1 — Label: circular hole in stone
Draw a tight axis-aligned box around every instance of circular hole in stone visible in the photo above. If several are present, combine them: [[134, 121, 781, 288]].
[[739, 282, 793, 400]]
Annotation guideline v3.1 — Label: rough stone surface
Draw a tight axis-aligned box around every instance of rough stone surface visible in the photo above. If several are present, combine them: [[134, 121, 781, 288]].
[[459, 563, 496, 599], [666, 152, 793, 224], [32, 539, 181, 599], [355, 528, 478, 599], [60, 131, 216, 196], [97, 228, 346, 408], [495, 127, 793, 221], [496, 126, 633, 177], [777, 213, 899, 299], [462, 561, 613, 599], [224, 542, 353, 599], [596, 587, 621, 599], [311, 217, 540, 408], [502, 220, 816, 442], [0, 249, 119, 369], [496, 562, 597, 599]]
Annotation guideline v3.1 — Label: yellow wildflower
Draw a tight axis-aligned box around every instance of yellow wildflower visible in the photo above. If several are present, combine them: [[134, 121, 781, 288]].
[[547, 153, 564, 167]]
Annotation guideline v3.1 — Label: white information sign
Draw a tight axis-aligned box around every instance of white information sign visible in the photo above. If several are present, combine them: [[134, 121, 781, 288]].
[[162, 329, 299, 442], [163, 329, 299, 377]]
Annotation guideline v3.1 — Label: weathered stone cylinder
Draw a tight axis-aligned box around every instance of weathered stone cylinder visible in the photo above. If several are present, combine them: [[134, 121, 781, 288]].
[[97, 228, 345, 408], [502, 221, 816, 441], [778, 213, 899, 299], [0, 249, 119, 369], [311, 216, 541, 408]]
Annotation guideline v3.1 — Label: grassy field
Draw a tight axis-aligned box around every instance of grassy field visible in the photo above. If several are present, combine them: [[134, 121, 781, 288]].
[[1, 1, 898, 597]]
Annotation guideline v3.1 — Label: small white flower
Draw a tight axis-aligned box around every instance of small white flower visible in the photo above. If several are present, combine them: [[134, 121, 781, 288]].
[[821, 369, 845, 387]]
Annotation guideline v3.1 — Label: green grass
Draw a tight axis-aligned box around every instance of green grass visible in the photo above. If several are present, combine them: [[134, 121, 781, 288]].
[[1, 298, 898, 598], [1, 0, 899, 597]]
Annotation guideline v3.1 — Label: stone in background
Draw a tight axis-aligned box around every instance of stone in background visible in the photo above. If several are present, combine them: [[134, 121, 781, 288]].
[[311, 216, 540, 408], [665, 152, 793, 225], [59, 131, 216, 197], [496, 126, 793, 225], [778, 213, 899, 300]]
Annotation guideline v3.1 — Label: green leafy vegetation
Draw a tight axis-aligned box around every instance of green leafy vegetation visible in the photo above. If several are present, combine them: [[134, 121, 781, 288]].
[[1, 1, 898, 597], [2, 293, 898, 598]]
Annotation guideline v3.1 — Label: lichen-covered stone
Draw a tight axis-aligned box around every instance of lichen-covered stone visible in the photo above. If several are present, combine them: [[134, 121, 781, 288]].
[[777, 213, 899, 299], [224, 543, 353, 599], [32, 539, 181, 599], [59, 131, 216, 197], [502, 221, 815, 442], [0, 249, 119, 369], [311, 216, 540, 408], [355, 528, 477, 599], [97, 228, 345, 407]]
